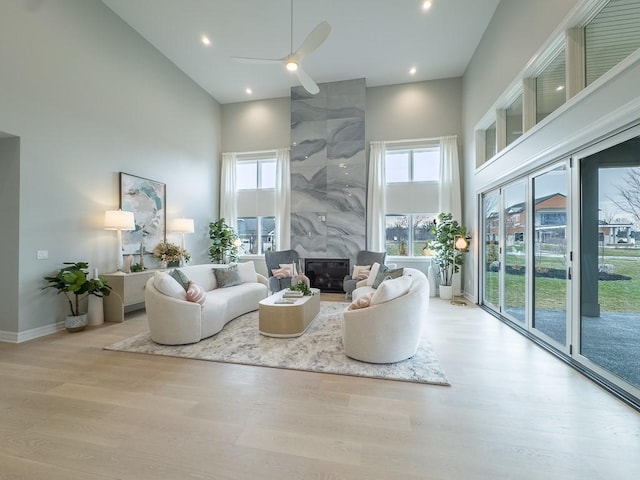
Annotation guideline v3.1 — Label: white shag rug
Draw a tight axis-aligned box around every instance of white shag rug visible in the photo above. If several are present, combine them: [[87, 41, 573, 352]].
[[105, 301, 450, 386]]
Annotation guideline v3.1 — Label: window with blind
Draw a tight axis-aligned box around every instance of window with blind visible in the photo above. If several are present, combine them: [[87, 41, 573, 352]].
[[384, 142, 440, 257], [236, 152, 277, 254]]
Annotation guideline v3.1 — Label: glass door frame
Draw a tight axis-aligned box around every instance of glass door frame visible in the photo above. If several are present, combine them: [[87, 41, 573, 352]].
[[501, 179, 530, 326], [570, 124, 640, 400], [528, 159, 573, 355]]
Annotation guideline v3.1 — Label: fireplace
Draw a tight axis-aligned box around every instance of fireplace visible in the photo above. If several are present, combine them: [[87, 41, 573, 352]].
[[304, 258, 350, 293]]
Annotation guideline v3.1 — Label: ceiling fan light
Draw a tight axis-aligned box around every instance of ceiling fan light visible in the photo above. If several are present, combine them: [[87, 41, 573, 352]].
[[422, 1, 432, 10], [286, 61, 298, 72]]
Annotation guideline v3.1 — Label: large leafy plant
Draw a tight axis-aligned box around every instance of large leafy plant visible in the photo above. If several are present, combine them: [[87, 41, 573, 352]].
[[43, 262, 112, 316], [208, 218, 239, 263], [427, 213, 467, 287]]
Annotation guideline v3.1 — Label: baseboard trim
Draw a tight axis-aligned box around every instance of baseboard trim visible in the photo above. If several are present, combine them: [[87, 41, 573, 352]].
[[0, 321, 65, 344]]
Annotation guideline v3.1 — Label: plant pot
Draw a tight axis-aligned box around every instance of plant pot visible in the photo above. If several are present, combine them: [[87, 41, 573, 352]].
[[65, 313, 88, 332], [439, 285, 453, 300]]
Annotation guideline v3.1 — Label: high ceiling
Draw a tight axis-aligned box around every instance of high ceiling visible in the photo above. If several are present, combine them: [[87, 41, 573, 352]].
[[101, 0, 500, 104]]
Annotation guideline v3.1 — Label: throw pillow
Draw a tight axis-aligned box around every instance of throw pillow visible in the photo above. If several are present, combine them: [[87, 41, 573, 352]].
[[279, 263, 298, 277], [186, 282, 206, 305], [153, 271, 187, 300], [233, 261, 257, 283], [370, 276, 412, 306], [352, 265, 371, 281], [169, 268, 190, 292], [213, 267, 242, 288], [347, 293, 373, 310], [366, 262, 383, 287], [372, 267, 404, 289]]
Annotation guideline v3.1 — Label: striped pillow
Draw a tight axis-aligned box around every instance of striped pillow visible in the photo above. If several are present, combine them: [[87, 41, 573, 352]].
[[272, 267, 292, 279], [186, 282, 206, 305]]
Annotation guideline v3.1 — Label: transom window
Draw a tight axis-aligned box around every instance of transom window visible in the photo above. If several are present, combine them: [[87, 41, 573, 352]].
[[237, 157, 276, 190], [385, 146, 440, 183]]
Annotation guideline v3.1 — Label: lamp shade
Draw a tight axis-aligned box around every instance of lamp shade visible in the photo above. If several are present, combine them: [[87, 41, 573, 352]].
[[454, 236, 469, 251], [172, 218, 195, 234], [104, 210, 135, 231]]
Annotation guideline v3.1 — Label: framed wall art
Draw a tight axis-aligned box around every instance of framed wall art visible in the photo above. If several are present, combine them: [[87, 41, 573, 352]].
[[119, 172, 166, 255]]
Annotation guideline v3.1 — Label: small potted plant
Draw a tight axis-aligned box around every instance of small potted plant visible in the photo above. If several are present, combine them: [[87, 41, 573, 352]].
[[43, 262, 112, 332], [427, 213, 467, 300], [153, 241, 191, 268]]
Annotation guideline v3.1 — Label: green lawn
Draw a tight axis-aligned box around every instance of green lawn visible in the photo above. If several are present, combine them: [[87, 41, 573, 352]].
[[485, 253, 640, 313]]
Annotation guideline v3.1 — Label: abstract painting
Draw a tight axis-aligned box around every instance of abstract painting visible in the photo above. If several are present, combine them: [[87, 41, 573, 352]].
[[119, 172, 166, 255]]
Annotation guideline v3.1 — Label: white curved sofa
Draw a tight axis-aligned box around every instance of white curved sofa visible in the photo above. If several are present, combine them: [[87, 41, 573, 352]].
[[145, 263, 268, 345], [342, 267, 429, 363]]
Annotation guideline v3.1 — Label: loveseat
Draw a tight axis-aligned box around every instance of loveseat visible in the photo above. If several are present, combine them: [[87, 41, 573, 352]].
[[342, 267, 429, 363], [145, 262, 268, 345]]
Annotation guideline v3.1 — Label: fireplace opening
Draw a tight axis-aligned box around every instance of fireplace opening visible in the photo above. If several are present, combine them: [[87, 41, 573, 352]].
[[304, 258, 350, 293]]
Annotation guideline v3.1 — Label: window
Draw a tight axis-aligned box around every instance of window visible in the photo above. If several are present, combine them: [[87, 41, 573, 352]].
[[585, 0, 640, 87], [485, 122, 497, 160], [237, 216, 276, 254], [236, 151, 277, 255], [236, 157, 276, 190], [506, 94, 523, 146], [536, 48, 566, 123], [385, 146, 439, 183], [384, 214, 436, 257], [383, 142, 441, 257]]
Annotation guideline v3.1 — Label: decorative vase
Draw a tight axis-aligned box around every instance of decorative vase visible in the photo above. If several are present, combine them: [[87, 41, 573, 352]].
[[160, 260, 168, 269], [439, 285, 453, 300], [87, 296, 104, 326], [167, 261, 180, 267], [65, 313, 88, 332], [427, 265, 436, 297]]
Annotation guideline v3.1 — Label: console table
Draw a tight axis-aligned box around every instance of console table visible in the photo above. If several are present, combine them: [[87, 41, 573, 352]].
[[102, 270, 156, 322]]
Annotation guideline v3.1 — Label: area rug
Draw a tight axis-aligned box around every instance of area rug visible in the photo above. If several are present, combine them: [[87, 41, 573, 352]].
[[105, 301, 450, 386]]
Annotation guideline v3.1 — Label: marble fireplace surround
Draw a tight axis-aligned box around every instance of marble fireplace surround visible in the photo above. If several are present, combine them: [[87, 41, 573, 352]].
[[290, 78, 366, 267]]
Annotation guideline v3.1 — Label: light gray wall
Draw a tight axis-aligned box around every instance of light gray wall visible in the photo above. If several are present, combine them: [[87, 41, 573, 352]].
[[367, 78, 463, 142], [0, 136, 20, 336], [461, 0, 580, 299], [0, 0, 221, 337], [221, 98, 291, 152]]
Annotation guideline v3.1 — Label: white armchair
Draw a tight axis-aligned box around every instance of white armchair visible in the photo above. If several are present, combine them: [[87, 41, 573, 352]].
[[342, 267, 429, 363]]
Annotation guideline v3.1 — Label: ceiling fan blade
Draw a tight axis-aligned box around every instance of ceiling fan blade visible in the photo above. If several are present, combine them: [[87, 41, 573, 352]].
[[296, 66, 319, 95], [231, 56, 283, 65], [294, 21, 331, 59]]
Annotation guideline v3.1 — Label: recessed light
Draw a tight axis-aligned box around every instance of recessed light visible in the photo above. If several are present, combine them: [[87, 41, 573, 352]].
[[409, 66, 417, 75], [245, 87, 252, 95], [422, 1, 432, 11], [201, 35, 211, 46], [556, 85, 565, 91]]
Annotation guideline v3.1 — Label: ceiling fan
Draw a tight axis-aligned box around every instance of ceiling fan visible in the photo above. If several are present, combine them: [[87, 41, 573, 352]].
[[231, 0, 331, 95]]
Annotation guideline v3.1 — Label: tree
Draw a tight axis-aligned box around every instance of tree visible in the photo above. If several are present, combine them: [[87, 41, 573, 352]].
[[612, 167, 640, 226]]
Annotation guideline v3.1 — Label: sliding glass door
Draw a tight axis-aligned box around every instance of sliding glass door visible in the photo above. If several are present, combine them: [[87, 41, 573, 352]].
[[577, 135, 640, 391], [503, 182, 527, 324], [479, 128, 640, 402], [482, 190, 501, 310], [531, 164, 569, 348]]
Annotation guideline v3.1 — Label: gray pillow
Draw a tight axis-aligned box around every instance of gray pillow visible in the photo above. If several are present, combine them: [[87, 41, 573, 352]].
[[213, 267, 242, 288], [170, 268, 190, 292], [372, 267, 404, 289]]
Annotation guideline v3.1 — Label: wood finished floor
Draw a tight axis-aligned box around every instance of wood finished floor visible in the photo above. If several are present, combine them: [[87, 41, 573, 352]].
[[1, 296, 639, 479]]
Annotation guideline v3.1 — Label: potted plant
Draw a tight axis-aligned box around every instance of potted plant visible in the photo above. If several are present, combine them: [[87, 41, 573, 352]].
[[427, 213, 467, 300], [43, 262, 112, 332], [153, 241, 191, 267], [208, 218, 239, 263]]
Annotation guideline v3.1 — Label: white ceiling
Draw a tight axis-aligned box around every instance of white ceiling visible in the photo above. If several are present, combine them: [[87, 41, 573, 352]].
[[101, 0, 500, 104]]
